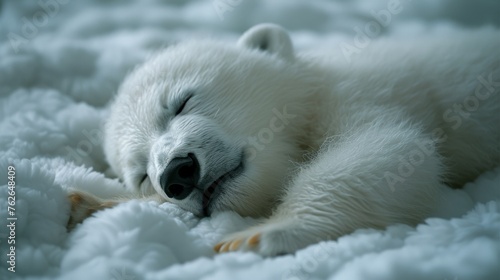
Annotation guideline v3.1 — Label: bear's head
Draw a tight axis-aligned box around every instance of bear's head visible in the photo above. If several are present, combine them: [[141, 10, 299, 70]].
[[104, 24, 320, 218]]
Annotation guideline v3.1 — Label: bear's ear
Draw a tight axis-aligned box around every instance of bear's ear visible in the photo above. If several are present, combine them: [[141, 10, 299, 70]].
[[237, 24, 294, 61]]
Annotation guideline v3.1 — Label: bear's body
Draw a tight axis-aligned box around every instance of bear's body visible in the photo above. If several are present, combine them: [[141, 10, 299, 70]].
[[69, 24, 500, 256], [305, 31, 500, 188]]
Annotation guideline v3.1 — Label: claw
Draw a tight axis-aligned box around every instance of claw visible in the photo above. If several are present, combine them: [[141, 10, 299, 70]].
[[214, 232, 262, 254], [66, 191, 119, 231], [229, 239, 242, 251], [214, 242, 224, 252], [248, 233, 260, 247], [69, 193, 82, 210], [220, 242, 231, 252]]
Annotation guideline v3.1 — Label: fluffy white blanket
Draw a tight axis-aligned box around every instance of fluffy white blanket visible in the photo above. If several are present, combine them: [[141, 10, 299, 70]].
[[1, 1, 499, 279]]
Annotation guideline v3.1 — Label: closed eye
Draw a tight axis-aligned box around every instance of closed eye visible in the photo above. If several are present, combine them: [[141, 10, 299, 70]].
[[139, 174, 148, 186], [175, 94, 193, 116]]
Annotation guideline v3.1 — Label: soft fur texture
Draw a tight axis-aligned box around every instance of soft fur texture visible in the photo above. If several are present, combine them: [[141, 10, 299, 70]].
[[2, 1, 500, 279], [71, 24, 500, 256]]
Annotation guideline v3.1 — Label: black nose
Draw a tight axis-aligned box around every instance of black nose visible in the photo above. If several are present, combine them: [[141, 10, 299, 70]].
[[160, 153, 200, 200]]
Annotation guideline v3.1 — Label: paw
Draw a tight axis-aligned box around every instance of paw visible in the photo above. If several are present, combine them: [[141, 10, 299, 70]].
[[67, 191, 117, 231], [214, 230, 261, 253], [214, 221, 309, 256]]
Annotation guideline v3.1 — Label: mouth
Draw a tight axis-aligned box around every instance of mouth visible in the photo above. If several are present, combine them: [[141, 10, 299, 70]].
[[202, 160, 244, 217]]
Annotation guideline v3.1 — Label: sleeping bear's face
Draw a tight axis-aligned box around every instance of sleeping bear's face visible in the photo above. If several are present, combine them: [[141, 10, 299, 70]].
[[104, 25, 315, 218]]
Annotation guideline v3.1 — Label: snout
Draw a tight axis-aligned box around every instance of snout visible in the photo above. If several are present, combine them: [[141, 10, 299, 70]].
[[160, 153, 200, 200]]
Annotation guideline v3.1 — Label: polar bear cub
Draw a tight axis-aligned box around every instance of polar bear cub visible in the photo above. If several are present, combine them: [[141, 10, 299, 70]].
[[70, 24, 500, 256]]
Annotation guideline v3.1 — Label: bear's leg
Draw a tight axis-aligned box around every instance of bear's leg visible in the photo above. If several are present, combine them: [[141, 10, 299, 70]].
[[215, 120, 446, 256], [66, 191, 163, 231]]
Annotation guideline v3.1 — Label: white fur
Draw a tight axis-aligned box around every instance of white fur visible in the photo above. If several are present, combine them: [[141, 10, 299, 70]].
[[100, 24, 500, 256]]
